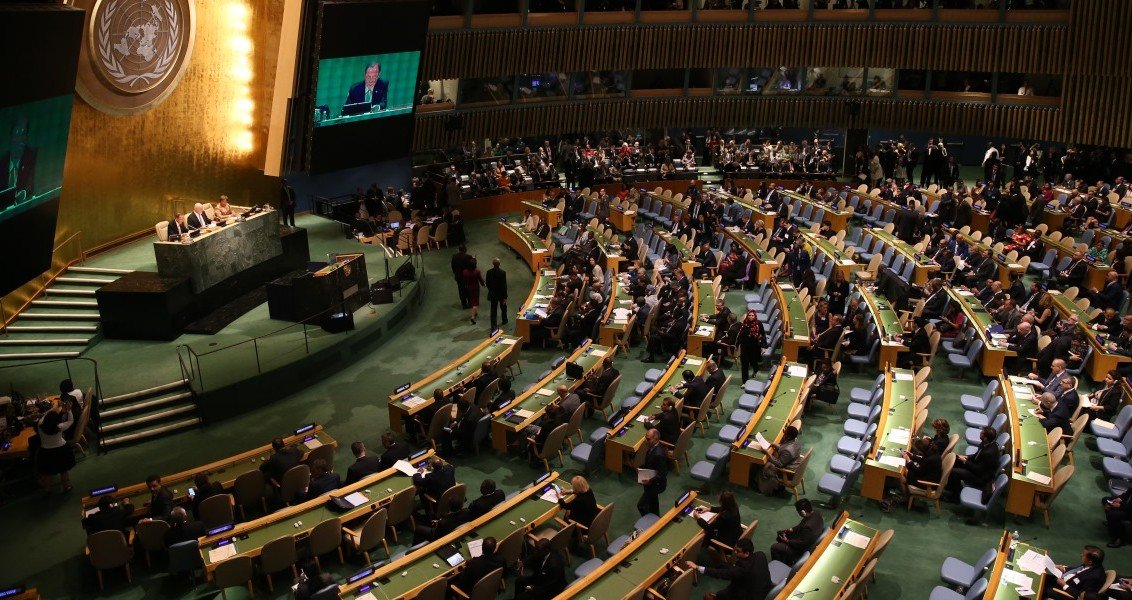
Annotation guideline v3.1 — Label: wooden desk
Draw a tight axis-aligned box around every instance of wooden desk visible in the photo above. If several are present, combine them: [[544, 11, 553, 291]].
[[729, 361, 808, 487], [706, 188, 776, 231], [777, 512, 880, 600], [386, 332, 522, 433], [946, 288, 1016, 377], [722, 227, 779, 284], [78, 425, 337, 520], [1041, 235, 1113, 290], [1040, 208, 1068, 233], [861, 369, 917, 500], [1050, 293, 1131, 382], [338, 472, 565, 600], [520, 199, 561, 228], [857, 285, 907, 370], [1002, 376, 1055, 518], [559, 492, 704, 599], [656, 230, 698, 276], [776, 281, 811, 363], [868, 228, 939, 286], [598, 278, 634, 347], [604, 352, 707, 472], [687, 280, 718, 358], [514, 268, 557, 343], [801, 231, 859, 281], [198, 449, 433, 576], [982, 531, 1048, 599], [587, 225, 626, 274], [498, 221, 551, 272], [609, 204, 637, 233], [953, 232, 1026, 286], [489, 342, 610, 452], [782, 190, 852, 232]]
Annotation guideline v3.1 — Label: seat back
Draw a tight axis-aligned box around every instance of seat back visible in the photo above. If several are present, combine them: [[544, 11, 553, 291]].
[[88, 530, 130, 570], [665, 567, 696, 600], [233, 469, 266, 512], [584, 503, 614, 546], [565, 403, 587, 441], [436, 483, 468, 517], [933, 452, 958, 497], [545, 522, 577, 558], [496, 527, 525, 568], [386, 486, 416, 527], [167, 540, 203, 574], [539, 423, 570, 463], [198, 493, 235, 528], [357, 507, 389, 554], [280, 465, 311, 505], [427, 407, 454, 440], [671, 423, 695, 465], [469, 567, 504, 600], [308, 517, 343, 557], [259, 535, 298, 575], [135, 519, 171, 553], [156, 221, 170, 242], [212, 555, 253, 590]]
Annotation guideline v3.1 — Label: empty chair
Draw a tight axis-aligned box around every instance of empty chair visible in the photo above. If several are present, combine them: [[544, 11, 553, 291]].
[[960, 380, 999, 412], [959, 473, 1009, 523], [213, 555, 254, 600], [233, 469, 268, 520], [343, 507, 390, 563], [87, 530, 133, 590], [947, 339, 984, 380], [198, 494, 235, 529], [940, 547, 998, 589], [1093, 405, 1132, 439], [818, 460, 863, 509], [451, 567, 503, 600], [258, 535, 298, 592], [690, 448, 730, 486], [570, 427, 609, 474], [1097, 428, 1132, 460], [308, 517, 344, 568], [575, 503, 615, 558], [279, 464, 311, 506], [133, 518, 170, 567], [964, 396, 1004, 429], [929, 578, 988, 600]]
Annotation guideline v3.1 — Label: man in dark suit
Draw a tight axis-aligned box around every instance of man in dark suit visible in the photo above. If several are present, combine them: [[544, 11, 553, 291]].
[[189, 473, 225, 519], [2, 116, 36, 210], [304, 458, 342, 499], [676, 369, 709, 417], [1104, 487, 1132, 547], [693, 242, 718, 279], [166, 213, 188, 240], [146, 475, 175, 520], [452, 245, 472, 309], [485, 258, 508, 331], [1089, 271, 1125, 311], [1038, 390, 1075, 433], [1042, 546, 1107, 599], [771, 499, 824, 564], [947, 426, 1001, 495], [686, 539, 772, 600], [807, 314, 845, 365], [164, 507, 207, 547], [186, 203, 213, 230], [453, 536, 504, 594], [413, 457, 456, 505], [921, 280, 948, 320], [345, 441, 384, 484], [514, 538, 567, 599], [259, 437, 302, 485], [83, 496, 135, 535], [1053, 250, 1089, 289], [343, 62, 388, 114], [637, 429, 669, 516], [1007, 321, 1039, 373], [280, 178, 296, 227], [465, 479, 505, 520], [704, 359, 726, 398], [377, 431, 410, 470], [578, 358, 618, 415]]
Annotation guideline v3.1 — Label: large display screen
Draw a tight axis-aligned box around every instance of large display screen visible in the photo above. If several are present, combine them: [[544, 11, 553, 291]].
[[314, 51, 420, 126], [0, 95, 73, 223], [308, 0, 430, 173]]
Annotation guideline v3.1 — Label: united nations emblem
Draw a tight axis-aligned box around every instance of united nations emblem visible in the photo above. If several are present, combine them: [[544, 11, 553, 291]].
[[73, 0, 195, 115]]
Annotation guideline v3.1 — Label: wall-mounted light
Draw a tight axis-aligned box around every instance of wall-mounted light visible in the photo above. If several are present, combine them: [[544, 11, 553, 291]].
[[227, 0, 254, 154]]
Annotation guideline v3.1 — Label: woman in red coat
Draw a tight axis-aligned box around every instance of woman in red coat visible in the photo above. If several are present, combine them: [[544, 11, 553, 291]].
[[463, 257, 486, 325]]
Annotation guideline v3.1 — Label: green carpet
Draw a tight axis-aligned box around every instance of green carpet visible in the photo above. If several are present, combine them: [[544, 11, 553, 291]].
[[0, 213, 1125, 599]]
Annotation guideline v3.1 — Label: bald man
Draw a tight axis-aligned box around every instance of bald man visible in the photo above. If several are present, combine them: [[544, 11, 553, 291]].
[[186, 203, 213, 230], [1007, 321, 1038, 373]]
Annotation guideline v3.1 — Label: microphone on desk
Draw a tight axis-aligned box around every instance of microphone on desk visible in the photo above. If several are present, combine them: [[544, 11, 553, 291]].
[[1023, 450, 1048, 462], [793, 588, 822, 597], [888, 396, 912, 413]]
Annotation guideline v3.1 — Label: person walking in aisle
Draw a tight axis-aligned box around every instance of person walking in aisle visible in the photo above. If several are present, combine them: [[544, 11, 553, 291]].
[[451, 245, 471, 309], [486, 257, 508, 331], [463, 256, 486, 325]]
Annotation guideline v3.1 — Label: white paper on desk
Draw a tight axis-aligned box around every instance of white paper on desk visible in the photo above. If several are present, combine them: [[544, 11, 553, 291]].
[[208, 544, 237, 563], [468, 538, 485, 558], [637, 468, 658, 484], [697, 511, 718, 523], [1094, 419, 1116, 430], [1027, 472, 1052, 485], [888, 429, 911, 445], [534, 309, 548, 319], [1002, 569, 1034, 590], [879, 454, 906, 468], [1017, 550, 1046, 574], [957, 289, 973, 297], [1027, 409, 1040, 418], [343, 492, 369, 507], [1015, 587, 1035, 598], [592, 349, 609, 358], [787, 365, 808, 378], [894, 372, 914, 381], [393, 460, 417, 477], [538, 486, 560, 504], [1044, 555, 1063, 578], [613, 308, 632, 319], [613, 319, 628, 325], [304, 438, 323, 450], [84, 507, 100, 517], [685, 358, 704, 366], [842, 531, 871, 549], [543, 270, 556, 276], [780, 283, 794, 290], [696, 326, 714, 336], [356, 593, 378, 600], [754, 432, 772, 452], [500, 338, 518, 345], [515, 409, 535, 419], [636, 415, 651, 423], [535, 388, 555, 397], [403, 396, 427, 409]]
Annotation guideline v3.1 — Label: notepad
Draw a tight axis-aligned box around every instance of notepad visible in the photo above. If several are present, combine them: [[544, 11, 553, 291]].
[[402, 396, 427, 409], [500, 338, 518, 345], [1027, 472, 1051, 485], [343, 492, 369, 507], [894, 372, 913, 381], [842, 531, 871, 549], [208, 543, 237, 563], [468, 538, 485, 558], [637, 469, 657, 484], [787, 365, 807, 378], [535, 388, 554, 397], [685, 358, 704, 366], [888, 429, 911, 445], [695, 326, 714, 336], [636, 415, 651, 423], [514, 409, 535, 419], [754, 432, 772, 452], [878, 454, 906, 468], [357, 592, 378, 600], [697, 511, 718, 523], [538, 486, 561, 504], [393, 460, 418, 477], [1002, 568, 1034, 590], [1017, 550, 1046, 574], [304, 438, 323, 450]]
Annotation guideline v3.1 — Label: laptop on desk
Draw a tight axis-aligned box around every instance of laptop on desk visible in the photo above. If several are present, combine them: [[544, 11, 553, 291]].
[[340, 102, 371, 117]]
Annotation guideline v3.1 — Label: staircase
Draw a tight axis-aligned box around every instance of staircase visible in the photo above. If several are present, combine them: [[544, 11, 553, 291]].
[[98, 379, 201, 449], [0, 265, 130, 361]]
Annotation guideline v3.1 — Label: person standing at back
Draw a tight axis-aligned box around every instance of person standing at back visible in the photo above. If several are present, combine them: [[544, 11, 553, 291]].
[[451, 245, 471, 309], [485, 257, 508, 331]]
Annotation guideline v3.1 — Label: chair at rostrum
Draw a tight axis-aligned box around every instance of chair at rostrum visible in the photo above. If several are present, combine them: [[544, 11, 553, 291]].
[[527, 521, 577, 567], [233, 469, 267, 520], [278, 464, 311, 506], [451, 566, 504, 600], [87, 530, 134, 590], [1032, 464, 1075, 527], [198, 493, 236, 528], [258, 535, 298, 592], [308, 517, 345, 569], [533, 423, 570, 471], [777, 448, 813, 500], [385, 486, 417, 543], [212, 555, 254, 600], [133, 518, 170, 568], [906, 453, 956, 514], [343, 507, 390, 563]]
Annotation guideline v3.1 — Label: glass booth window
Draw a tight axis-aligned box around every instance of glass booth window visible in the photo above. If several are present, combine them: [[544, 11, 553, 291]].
[[421, 79, 458, 106], [804, 67, 864, 96], [517, 72, 569, 102], [865, 69, 896, 96], [764, 67, 804, 94], [458, 76, 514, 107], [571, 71, 627, 98], [631, 69, 685, 91], [999, 73, 1061, 97]]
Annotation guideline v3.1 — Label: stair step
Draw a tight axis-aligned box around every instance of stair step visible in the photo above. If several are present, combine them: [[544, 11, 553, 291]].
[[100, 404, 196, 432], [31, 299, 99, 308], [19, 312, 100, 321], [0, 351, 82, 360], [0, 338, 92, 346], [6, 324, 99, 333], [68, 266, 132, 275], [103, 380, 190, 405], [100, 392, 194, 418], [55, 276, 115, 286], [100, 417, 201, 448], [46, 288, 98, 297]]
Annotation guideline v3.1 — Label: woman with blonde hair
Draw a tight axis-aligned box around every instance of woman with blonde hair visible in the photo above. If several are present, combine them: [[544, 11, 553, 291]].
[[557, 475, 599, 527]]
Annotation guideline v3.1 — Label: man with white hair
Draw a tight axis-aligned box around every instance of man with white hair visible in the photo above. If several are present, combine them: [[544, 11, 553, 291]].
[[186, 202, 212, 230]]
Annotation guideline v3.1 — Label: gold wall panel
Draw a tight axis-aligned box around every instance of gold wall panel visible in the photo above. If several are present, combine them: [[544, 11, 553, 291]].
[[57, 0, 286, 251]]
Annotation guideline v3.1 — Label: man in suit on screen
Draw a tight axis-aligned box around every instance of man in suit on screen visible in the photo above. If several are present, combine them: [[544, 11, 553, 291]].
[[343, 62, 388, 115], [2, 116, 37, 210]]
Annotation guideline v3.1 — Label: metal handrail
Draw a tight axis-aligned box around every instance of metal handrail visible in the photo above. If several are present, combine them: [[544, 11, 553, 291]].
[[0, 356, 104, 452], [1, 230, 85, 332]]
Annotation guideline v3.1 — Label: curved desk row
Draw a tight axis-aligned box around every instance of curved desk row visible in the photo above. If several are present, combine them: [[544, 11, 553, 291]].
[[1050, 292, 1130, 382], [730, 360, 809, 487], [861, 368, 919, 501], [777, 512, 880, 600], [499, 220, 551, 272], [945, 287, 1016, 377], [776, 281, 811, 363], [722, 227, 780, 284], [867, 227, 940, 286], [856, 284, 907, 371], [687, 279, 719, 358]]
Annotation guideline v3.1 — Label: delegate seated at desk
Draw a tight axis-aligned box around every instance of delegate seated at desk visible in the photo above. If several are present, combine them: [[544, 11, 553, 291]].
[[344, 62, 388, 114], [186, 203, 213, 230], [167, 212, 188, 241]]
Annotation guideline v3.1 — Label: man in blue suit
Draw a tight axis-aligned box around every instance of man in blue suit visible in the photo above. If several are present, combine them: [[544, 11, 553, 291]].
[[343, 62, 388, 115]]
